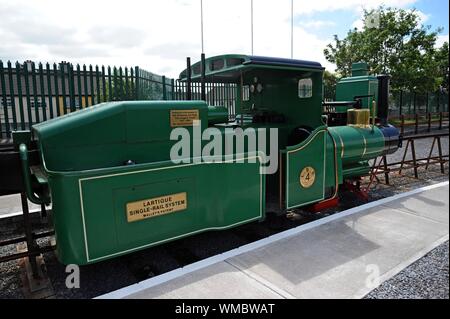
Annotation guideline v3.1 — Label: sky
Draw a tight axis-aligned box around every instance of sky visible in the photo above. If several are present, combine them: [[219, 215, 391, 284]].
[[0, 0, 448, 78]]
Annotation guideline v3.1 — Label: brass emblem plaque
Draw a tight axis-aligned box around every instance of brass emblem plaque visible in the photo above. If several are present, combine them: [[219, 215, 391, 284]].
[[170, 110, 199, 127], [126, 192, 187, 223], [300, 167, 316, 188]]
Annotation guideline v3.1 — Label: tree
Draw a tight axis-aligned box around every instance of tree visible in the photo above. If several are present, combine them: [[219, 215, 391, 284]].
[[324, 6, 448, 93], [436, 42, 449, 92], [323, 70, 340, 100]]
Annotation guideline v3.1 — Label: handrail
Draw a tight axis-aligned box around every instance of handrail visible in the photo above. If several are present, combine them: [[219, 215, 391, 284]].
[[19, 143, 50, 205]]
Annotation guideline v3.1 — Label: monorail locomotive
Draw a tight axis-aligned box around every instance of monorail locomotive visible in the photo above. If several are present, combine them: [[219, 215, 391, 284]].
[[1, 55, 401, 265]]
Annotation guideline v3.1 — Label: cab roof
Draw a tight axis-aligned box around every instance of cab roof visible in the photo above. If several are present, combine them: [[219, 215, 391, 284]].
[[179, 54, 324, 82]]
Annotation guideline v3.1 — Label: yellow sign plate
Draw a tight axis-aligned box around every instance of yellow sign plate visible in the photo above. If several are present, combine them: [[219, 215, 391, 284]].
[[126, 192, 187, 223], [170, 110, 199, 127], [300, 166, 316, 188]]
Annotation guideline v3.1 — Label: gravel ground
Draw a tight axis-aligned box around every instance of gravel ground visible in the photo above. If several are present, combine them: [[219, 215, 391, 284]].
[[365, 241, 449, 299]]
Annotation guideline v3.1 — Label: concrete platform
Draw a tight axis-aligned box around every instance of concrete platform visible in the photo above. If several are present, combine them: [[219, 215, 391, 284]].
[[0, 194, 44, 218], [97, 181, 449, 299]]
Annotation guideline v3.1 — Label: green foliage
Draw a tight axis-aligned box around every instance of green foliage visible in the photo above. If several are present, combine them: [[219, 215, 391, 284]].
[[323, 70, 340, 100], [324, 6, 449, 93], [101, 70, 136, 102]]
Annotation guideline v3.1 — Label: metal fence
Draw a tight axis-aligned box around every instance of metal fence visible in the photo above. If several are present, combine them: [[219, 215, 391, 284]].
[[0, 60, 144, 138], [0, 59, 238, 138], [389, 90, 449, 117], [8, 58, 446, 137]]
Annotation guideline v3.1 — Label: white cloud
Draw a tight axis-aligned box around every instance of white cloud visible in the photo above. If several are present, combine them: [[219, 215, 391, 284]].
[[303, 20, 336, 29], [293, 0, 417, 15], [0, 0, 422, 77], [436, 34, 449, 47]]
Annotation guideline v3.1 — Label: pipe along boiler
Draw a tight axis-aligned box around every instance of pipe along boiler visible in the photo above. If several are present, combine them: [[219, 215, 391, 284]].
[[2, 55, 401, 265]]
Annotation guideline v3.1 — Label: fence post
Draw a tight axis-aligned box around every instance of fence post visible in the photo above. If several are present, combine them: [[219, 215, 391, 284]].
[[439, 112, 443, 130], [414, 113, 419, 134], [186, 57, 192, 101], [413, 91, 416, 114], [171, 79, 175, 100], [201, 53, 206, 101], [134, 66, 140, 100], [162, 76, 167, 100], [425, 92, 429, 114], [399, 90, 403, 116], [0, 60, 10, 138], [401, 114, 405, 135], [7, 61, 18, 131], [427, 112, 431, 132], [31, 62, 40, 123], [437, 90, 440, 113], [69, 64, 76, 112]]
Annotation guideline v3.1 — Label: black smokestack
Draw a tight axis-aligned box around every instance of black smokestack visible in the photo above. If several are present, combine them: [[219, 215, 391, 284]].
[[377, 75, 390, 125]]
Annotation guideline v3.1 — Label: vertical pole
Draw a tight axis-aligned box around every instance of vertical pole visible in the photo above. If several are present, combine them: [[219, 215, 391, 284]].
[[250, 0, 254, 55], [401, 114, 405, 135], [200, 0, 204, 54], [68, 64, 76, 112], [427, 112, 431, 132], [130, 68, 135, 101], [90, 65, 95, 105], [425, 92, 429, 114], [162, 76, 167, 100], [383, 156, 390, 185], [410, 140, 418, 179], [53, 63, 61, 117], [102, 66, 107, 102], [201, 53, 206, 101], [414, 113, 418, 134], [108, 66, 113, 101], [186, 57, 192, 101], [96, 65, 101, 104], [134, 66, 140, 100], [113, 67, 118, 101], [76, 65, 83, 108], [125, 67, 129, 100], [31, 62, 40, 123], [399, 90, 403, 116], [118, 67, 124, 100], [171, 78, 175, 100], [0, 61, 10, 137], [439, 112, 443, 130], [291, 0, 294, 59], [59, 63, 67, 115], [20, 192, 39, 278], [7, 62, 18, 131], [16, 62, 26, 129], [437, 137, 444, 174], [45, 63, 54, 119], [437, 90, 440, 112], [83, 65, 89, 106], [24, 63, 33, 127], [38, 63, 47, 121]]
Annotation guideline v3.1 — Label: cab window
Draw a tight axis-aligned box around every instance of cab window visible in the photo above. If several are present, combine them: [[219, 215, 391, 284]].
[[298, 78, 313, 98]]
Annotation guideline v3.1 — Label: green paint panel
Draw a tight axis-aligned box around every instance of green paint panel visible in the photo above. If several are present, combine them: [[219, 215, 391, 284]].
[[336, 75, 378, 112], [285, 126, 327, 209], [47, 158, 264, 265]]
